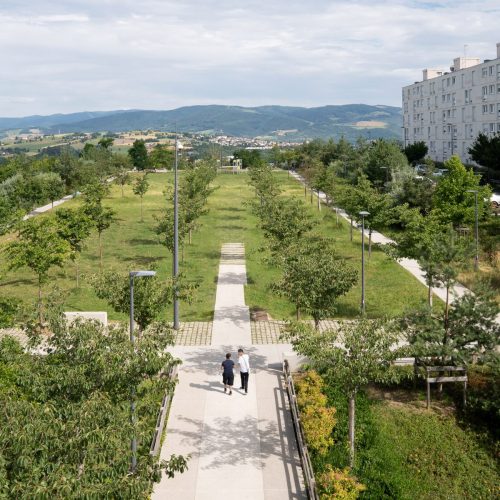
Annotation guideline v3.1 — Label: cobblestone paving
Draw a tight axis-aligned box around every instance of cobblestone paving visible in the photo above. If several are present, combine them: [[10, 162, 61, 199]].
[[251, 320, 339, 344], [173, 322, 212, 346]]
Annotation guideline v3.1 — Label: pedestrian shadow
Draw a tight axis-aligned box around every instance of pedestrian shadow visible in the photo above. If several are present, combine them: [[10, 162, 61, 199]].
[[189, 380, 225, 393], [179, 346, 268, 376]]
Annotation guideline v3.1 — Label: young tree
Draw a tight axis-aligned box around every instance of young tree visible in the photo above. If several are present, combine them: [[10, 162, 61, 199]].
[[55, 208, 93, 287], [468, 132, 500, 175], [400, 285, 500, 367], [89, 268, 195, 334], [403, 141, 428, 164], [365, 139, 409, 188], [114, 167, 132, 197], [5, 217, 71, 323], [128, 140, 149, 170], [82, 197, 116, 270], [433, 155, 491, 228], [284, 319, 399, 466], [350, 176, 395, 257], [149, 144, 174, 170], [273, 238, 358, 326], [132, 174, 150, 222], [42, 172, 65, 208], [258, 197, 317, 258]]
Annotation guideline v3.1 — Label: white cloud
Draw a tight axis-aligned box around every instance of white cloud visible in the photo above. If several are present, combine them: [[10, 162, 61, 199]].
[[0, 0, 499, 115]]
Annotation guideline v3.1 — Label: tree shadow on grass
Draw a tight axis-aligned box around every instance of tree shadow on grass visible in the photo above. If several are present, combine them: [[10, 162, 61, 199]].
[[128, 238, 159, 246], [121, 256, 163, 265]]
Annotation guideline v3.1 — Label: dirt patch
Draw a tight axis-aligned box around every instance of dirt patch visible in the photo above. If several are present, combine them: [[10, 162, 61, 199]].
[[367, 385, 456, 417]]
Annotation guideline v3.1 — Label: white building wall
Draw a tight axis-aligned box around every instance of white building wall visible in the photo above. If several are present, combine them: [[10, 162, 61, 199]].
[[402, 44, 500, 164]]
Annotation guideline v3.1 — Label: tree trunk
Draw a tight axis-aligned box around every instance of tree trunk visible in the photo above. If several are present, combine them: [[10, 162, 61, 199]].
[[350, 217, 353, 242], [189, 228, 192, 245], [368, 229, 372, 259], [296, 306, 300, 321], [76, 261, 80, 288], [51, 200, 54, 208], [310, 189, 313, 204], [99, 232, 103, 270], [317, 192, 321, 211], [427, 280, 433, 308], [140, 197, 143, 222], [38, 279, 43, 325], [336, 208, 339, 227], [304, 185, 307, 199], [121, 184, 124, 197], [348, 396, 356, 468], [314, 317, 320, 330]]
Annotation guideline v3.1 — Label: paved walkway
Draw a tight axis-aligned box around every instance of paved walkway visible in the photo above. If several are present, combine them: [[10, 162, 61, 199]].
[[22, 193, 79, 220], [290, 171, 470, 305], [153, 243, 306, 500]]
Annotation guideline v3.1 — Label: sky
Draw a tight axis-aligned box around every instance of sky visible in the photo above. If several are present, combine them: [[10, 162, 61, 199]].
[[0, 0, 499, 116]]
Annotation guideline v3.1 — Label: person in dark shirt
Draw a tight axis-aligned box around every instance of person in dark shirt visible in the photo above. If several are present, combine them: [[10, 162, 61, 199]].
[[221, 352, 235, 395]]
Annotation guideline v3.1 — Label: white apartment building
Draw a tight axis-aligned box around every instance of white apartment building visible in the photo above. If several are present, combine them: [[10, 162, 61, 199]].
[[402, 43, 500, 164]]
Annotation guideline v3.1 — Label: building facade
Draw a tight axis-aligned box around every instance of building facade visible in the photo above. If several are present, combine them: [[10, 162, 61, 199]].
[[402, 43, 500, 164]]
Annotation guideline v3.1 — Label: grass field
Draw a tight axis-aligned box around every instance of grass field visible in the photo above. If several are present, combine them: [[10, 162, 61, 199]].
[[0, 171, 430, 323]]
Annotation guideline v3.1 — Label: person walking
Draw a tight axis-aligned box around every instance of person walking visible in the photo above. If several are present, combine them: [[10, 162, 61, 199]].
[[221, 352, 235, 395], [237, 348, 250, 394]]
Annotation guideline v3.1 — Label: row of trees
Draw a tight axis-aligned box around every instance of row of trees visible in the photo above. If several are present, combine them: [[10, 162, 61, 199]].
[[248, 163, 358, 328], [154, 159, 217, 260]]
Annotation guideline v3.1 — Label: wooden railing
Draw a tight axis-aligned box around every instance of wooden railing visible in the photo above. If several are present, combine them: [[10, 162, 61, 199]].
[[283, 359, 319, 500], [149, 364, 179, 457]]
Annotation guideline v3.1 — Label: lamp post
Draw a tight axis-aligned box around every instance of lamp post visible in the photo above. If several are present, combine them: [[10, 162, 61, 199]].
[[129, 270, 156, 473], [467, 189, 479, 271], [359, 211, 370, 315], [173, 135, 180, 330]]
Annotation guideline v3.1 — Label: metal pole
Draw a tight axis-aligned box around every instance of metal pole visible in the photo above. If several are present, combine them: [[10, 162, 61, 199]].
[[173, 134, 180, 330], [361, 216, 366, 315], [474, 192, 479, 271], [129, 275, 137, 473]]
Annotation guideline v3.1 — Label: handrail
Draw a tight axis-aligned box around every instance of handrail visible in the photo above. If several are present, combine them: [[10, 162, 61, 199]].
[[149, 363, 179, 457], [283, 359, 319, 500]]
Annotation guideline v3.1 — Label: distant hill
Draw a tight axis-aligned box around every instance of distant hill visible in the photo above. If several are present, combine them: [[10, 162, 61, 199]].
[[0, 105, 402, 141]]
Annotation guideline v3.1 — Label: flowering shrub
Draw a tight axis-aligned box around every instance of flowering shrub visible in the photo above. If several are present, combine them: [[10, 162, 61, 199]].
[[317, 465, 365, 499], [295, 371, 336, 456]]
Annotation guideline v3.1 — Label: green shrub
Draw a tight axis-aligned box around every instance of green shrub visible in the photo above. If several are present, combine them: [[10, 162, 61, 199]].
[[317, 465, 365, 499], [295, 370, 336, 456], [0, 297, 19, 328]]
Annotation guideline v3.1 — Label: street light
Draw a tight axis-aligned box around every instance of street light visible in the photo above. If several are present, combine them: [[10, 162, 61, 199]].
[[173, 135, 181, 330], [467, 190, 479, 271], [359, 211, 370, 315], [129, 270, 156, 473]]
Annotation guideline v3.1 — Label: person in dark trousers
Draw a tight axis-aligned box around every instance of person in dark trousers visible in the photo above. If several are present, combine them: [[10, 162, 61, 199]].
[[221, 352, 235, 395], [237, 348, 250, 394]]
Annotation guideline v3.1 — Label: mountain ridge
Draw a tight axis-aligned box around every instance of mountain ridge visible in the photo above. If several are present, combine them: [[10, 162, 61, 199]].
[[0, 104, 403, 141]]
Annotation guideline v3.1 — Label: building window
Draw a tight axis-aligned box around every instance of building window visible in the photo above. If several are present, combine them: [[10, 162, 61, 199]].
[[482, 67, 488, 77], [483, 104, 488, 114], [489, 84, 495, 94], [489, 66, 494, 76], [482, 86, 488, 96], [490, 104, 495, 113]]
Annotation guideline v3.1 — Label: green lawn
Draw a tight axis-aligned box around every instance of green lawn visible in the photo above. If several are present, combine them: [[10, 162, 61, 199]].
[[0, 171, 430, 322]]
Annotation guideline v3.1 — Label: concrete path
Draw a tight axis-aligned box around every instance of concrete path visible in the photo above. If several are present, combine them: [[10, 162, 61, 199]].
[[153, 243, 306, 500], [290, 171, 470, 305], [22, 193, 79, 220]]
